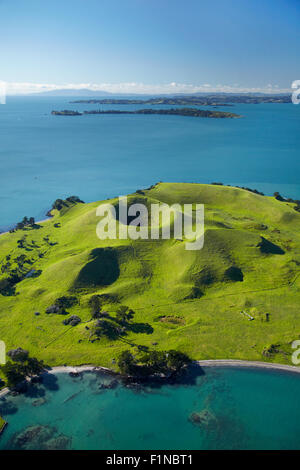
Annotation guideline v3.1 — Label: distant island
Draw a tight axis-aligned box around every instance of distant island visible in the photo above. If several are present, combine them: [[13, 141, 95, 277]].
[[51, 108, 240, 118], [70, 94, 291, 106], [51, 110, 82, 116]]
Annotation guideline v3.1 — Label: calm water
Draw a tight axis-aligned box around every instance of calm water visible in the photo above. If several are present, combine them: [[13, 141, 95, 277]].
[[0, 367, 300, 450], [0, 96, 299, 231]]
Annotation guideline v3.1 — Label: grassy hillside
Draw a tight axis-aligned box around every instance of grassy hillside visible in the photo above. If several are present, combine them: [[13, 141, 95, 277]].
[[0, 182, 300, 372]]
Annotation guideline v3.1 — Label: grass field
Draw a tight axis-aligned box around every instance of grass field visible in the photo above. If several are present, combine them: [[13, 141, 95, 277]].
[[0, 182, 300, 375]]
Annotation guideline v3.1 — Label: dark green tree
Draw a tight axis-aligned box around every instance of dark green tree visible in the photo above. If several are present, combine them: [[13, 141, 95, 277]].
[[0, 361, 26, 389], [117, 350, 136, 375], [115, 306, 134, 325]]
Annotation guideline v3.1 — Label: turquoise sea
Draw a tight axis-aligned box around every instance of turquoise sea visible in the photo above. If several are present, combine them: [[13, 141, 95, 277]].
[[0, 96, 299, 231], [1, 367, 300, 450]]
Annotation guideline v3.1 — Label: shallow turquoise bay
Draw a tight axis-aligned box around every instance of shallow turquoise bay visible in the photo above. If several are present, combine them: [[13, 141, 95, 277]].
[[1, 367, 300, 450]]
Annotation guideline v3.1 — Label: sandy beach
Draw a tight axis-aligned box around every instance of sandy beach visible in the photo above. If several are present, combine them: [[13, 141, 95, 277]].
[[196, 359, 300, 373]]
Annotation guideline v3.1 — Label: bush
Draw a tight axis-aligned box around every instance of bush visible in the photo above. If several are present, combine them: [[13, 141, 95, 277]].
[[224, 266, 244, 282], [46, 304, 62, 314], [45, 296, 78, 315], [88, 295, 103, 318], [7, 347, 29, 362], [115, 306, 134, 324], [62, 315, 81, 326], [0, 278, 13, 295], [55, 296, 78, 308]]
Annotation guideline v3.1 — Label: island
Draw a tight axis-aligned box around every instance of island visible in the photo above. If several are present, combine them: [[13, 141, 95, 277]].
[[0, 181, 300, 380], [51, 110, 82, 116], [70, 94, 291, 106], [51, 107, 240, 118]]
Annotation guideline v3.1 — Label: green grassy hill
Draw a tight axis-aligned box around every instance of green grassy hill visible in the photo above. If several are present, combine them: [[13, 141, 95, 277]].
[[0, 182, 300, 370]]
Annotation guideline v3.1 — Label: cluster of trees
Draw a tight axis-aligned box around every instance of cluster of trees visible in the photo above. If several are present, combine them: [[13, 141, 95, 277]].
[[0, 348, 45, 390], [0, 237, 45, 296], [8, 217, 37, 233], [50, 196, 84, 212], [16, 216, 36, 230], [62, 315, 81, 326], [88, 300, 136, 341], [0, 277, 16, 295], [115, 305, 134, 325], [92, 319, 122, 340], [88, 296, 132, 322], [117, 349, 191, 377], [46, 296, 78, 315], [0, 253, 33, 295], [1, 254, 32, 275], [87, 299, 154, 341], [88, 294, 105, 319], [236, 186, 264, 196], [211, 182, 265, 196], [9, 217, 38, 232]]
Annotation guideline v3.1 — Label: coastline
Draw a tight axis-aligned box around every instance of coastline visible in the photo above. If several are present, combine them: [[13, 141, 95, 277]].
[[1, 360, 300, 399], [0, 365, 112, 398], [196, 359, 300, 374]]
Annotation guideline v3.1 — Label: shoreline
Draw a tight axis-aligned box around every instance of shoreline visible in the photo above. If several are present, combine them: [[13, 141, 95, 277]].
[[1, 360, 300, 399], [0, 365, 112, 398], [196, 359, 300, 374]]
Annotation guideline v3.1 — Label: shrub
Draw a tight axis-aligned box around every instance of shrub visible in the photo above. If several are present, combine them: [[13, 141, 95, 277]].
[[46, 296, 78, 314], [88, 295, 102, 318], [7, 348, 29, 362], [0, 278, 13, 295], [224, 266, 244, 282], [45, 304, 61, 314], [62, 315, 81, 326], [55, 296, 78, 309], [115, 306, 134, 324]]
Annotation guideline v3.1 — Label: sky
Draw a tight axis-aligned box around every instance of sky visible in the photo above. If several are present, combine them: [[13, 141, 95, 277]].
[[0, 0, 300, 94]]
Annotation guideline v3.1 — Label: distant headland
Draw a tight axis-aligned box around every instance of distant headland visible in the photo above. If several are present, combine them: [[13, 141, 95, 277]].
[[69, 94, 291, 106]]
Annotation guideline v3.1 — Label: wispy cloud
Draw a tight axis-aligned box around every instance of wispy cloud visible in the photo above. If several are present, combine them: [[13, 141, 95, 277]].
[[3, 81, 291, 95]]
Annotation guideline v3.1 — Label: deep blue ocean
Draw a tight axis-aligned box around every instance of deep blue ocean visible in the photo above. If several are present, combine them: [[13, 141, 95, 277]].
[[0, 96, 299, 231]]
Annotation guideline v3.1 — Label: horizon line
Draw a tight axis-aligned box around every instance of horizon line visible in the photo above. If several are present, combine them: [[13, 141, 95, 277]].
[[0, 81, 293, 96]]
